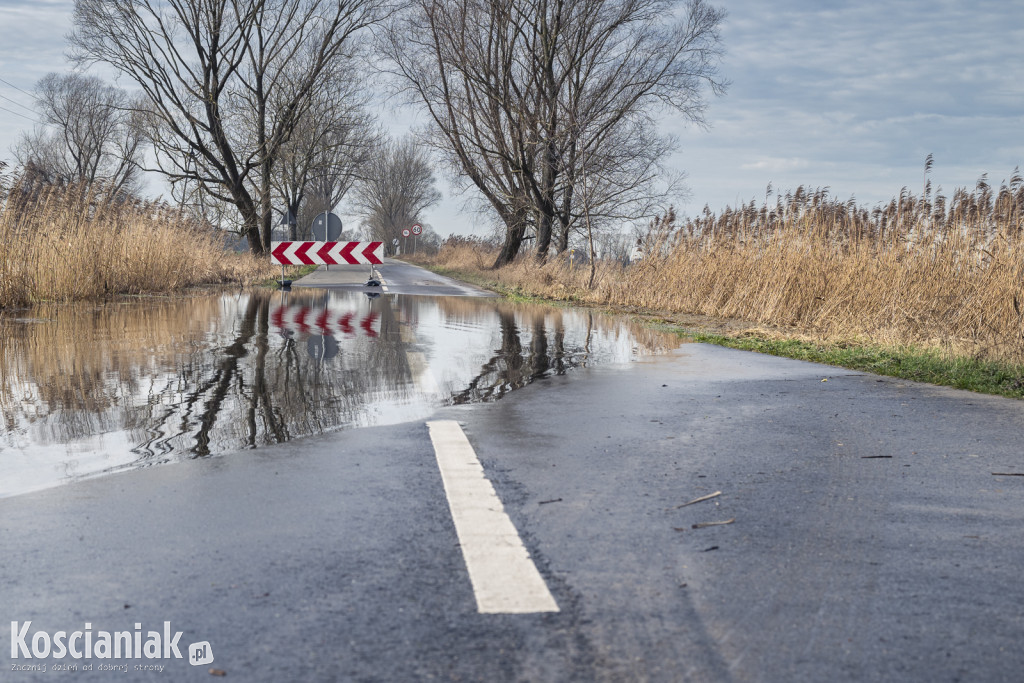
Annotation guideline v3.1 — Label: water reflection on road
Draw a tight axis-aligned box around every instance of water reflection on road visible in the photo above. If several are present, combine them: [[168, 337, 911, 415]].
[[0, 289, 679, 497]]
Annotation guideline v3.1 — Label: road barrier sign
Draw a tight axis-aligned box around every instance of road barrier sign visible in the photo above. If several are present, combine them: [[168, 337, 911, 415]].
[[271, 241, 383, 266]]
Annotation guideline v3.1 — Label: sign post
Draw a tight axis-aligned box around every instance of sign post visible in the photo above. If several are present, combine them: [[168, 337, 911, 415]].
[[402, 228, 410, 255], [411, 223, 422, 254], [311, 212, 343, 270]]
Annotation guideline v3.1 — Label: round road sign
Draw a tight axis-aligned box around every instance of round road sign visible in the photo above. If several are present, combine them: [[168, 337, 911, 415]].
[[411, 224, 422, 236], [402, 229, 410, 237], [311, 212, 342, 241]]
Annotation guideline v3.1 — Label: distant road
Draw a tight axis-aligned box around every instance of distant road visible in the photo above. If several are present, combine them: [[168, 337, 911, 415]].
[[294, 258, 497, 297]]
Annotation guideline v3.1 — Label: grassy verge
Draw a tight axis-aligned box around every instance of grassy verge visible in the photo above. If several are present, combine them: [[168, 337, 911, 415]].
[[257, 264, 320, 288], [684, 333, 1024, 398]]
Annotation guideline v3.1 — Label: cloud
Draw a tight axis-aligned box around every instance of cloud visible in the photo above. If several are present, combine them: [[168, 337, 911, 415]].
[[740, 157, 813, 172], [669, 0, 1024, 214]]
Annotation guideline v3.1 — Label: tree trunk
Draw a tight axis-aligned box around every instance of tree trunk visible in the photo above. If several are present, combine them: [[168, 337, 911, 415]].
[[493, 223, 526, 268], [493, 208, 528, 268]]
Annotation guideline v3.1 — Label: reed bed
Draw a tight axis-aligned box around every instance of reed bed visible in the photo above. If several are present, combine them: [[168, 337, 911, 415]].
[[419, 170, 1024, 363], [0, 175, 276, 308]]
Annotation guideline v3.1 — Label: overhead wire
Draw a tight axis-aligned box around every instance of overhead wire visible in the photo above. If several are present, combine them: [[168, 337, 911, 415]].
[[0, 103, 36, 122], [0, 75, 39, 122], [0, 91, 36, 114], [0, 75, 35, 99]]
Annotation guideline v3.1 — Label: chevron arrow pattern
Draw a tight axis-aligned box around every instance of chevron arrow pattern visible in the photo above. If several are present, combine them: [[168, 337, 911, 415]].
[[271, 305, 380, 338], [271, 241, 383, 265]]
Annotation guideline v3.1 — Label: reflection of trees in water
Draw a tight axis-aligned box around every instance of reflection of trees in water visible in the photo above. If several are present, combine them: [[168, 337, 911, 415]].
[[0, 290, 677, 473], [124, 289, 422, 460], [449, 306, 598, 405]]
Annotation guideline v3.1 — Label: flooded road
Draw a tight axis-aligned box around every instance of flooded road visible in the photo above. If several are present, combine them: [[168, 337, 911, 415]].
[[0, 288, 679, 497]]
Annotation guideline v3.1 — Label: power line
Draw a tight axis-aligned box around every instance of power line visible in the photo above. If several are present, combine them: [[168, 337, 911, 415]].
[[0, 91, 35, 114], [0, 104, 36, 123], [0, 75, 34, 99]]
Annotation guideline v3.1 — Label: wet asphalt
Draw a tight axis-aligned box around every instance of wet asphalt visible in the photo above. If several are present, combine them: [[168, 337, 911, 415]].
[[3, 263, 1024, 682]]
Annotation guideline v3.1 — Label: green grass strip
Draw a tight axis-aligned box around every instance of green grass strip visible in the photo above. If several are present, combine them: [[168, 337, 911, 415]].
[[687, 332, 1024, 399], [258, 264, 319, 289]]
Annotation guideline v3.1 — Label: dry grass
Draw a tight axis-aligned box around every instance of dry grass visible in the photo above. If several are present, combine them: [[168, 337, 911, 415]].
[[418, 170, 1024, 362], [0, 175, 277, 308]]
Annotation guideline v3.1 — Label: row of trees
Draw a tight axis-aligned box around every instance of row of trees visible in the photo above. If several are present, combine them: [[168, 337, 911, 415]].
[[13, 0, 725, 266]]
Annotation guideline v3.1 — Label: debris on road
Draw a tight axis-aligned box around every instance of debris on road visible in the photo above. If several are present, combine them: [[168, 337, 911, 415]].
[[861, 455, 893, 459], [673, 490, 722, 509], [692, 518, 735, 529], [992, 472, 1024, 476]]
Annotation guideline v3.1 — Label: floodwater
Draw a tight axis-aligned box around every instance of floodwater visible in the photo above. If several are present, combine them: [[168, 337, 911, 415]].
[[0, 288, 680, 497]]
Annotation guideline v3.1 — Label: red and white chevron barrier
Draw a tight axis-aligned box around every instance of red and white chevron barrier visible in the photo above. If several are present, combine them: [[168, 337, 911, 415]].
[[271, 305, 379, 338], [271, 241, 383, 266]]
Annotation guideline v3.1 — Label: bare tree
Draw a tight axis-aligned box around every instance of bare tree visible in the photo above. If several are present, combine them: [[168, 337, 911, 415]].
[[69, 0, 386, 254], [382, 0, 726, 266], [349, 135, 441, 248], [274, 64, 381, 240], [13, 72, 143, 197]]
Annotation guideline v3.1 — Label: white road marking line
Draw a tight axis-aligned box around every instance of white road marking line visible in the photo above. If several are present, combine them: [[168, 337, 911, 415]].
[[426, 420, 559, 614]]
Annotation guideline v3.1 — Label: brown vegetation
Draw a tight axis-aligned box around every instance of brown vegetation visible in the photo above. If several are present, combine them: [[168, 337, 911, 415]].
[[417, 171, 1024, 362], [0, 175, 278, 308]]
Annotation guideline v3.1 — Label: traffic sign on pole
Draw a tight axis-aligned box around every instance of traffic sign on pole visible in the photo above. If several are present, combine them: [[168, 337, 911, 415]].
[[411, 224, 422, 236], [311, 212, 342, 241]]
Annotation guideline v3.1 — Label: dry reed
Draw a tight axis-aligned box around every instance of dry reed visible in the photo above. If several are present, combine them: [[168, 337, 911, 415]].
[[420, 169, 1024, 362], [0, 174, 277, 308]]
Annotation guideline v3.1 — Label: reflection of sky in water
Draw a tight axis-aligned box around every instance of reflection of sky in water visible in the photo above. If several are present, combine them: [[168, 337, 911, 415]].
[[0, 289, 679, 497]]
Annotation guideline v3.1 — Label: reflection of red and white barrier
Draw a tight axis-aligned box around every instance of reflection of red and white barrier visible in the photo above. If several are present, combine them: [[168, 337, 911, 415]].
[[271, 241, 383, 265], [271, 305, 379, 338]]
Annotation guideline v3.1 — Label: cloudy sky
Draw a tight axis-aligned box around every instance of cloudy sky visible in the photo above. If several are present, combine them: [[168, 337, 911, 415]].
[[0, 0, 1021, 236]]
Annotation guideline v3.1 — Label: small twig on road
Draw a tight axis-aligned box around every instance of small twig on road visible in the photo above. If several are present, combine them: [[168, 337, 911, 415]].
[[673, 490, 722, 509], [692, 518, 735, 529], [538, 497, 564, 505], [861, 455, 893, 459], [992, 472, 1024, 476]]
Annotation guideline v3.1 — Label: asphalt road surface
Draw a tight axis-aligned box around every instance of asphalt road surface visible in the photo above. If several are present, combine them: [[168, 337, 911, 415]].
[[293, 258, 497, 297], [3, 263, 1024, 682]]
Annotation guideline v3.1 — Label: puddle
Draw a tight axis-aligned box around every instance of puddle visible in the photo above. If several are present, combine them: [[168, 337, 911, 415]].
[[0, 289, 680, 497]]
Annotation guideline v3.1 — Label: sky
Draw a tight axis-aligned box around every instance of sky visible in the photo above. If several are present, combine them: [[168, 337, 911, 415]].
[[0, 0, 1021, 237]]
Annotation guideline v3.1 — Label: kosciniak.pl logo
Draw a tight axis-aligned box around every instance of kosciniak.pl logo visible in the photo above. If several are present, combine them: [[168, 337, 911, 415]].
[[11, 621, 213, 667]]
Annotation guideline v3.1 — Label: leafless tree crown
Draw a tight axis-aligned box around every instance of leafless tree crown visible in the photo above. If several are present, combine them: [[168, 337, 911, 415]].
[[69, 0, 387, 254], [14, 72, 144, 198], [382, 0, 726, 267], [349, 135, 441, 249]]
